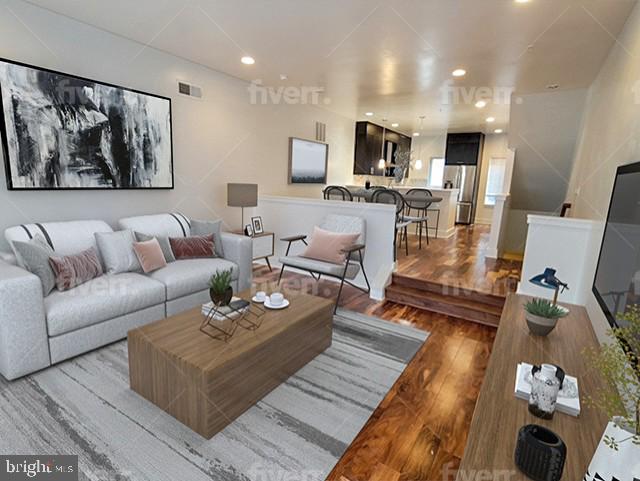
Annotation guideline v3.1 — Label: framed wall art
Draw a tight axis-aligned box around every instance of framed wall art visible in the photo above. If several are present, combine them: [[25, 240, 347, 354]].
[[0, 58, 173, 190]]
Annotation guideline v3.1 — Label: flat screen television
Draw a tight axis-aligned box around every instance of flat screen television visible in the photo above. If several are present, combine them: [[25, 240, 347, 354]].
[[593, 161, 640, 329]]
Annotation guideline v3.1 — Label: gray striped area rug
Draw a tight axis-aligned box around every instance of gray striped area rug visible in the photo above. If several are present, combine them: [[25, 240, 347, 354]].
[[0, 309, 428, 481]]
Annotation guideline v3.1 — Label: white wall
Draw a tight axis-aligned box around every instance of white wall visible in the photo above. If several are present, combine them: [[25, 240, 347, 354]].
[[565, 1, 640, 340], [0, 0, 355, 250], [508, 89, 587, 212], [475, 134, 509, 224]]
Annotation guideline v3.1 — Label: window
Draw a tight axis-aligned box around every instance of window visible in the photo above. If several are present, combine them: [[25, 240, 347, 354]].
[[428, 157, 445, 187], [485, 157, 507, 205]]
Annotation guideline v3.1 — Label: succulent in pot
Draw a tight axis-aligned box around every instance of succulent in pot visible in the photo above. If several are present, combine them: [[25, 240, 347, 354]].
[[208, 269, 234, 306], [523, 298, 569, 336]]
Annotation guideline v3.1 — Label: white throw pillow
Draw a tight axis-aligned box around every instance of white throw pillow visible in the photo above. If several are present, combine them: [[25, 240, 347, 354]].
[[95, 230, 141, 274]]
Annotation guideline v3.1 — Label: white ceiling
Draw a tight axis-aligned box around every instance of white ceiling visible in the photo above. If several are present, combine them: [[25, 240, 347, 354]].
[[26, 0, 636, 134]]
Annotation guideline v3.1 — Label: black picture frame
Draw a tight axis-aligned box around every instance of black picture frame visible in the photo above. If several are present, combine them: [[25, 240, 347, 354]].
[[288, 137, 328, 184], [0, 57, 174, 191], [251, 216, 264, 235]]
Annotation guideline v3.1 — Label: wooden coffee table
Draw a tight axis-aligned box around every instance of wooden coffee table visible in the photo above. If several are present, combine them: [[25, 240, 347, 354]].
[[127, 290, 334, 438]]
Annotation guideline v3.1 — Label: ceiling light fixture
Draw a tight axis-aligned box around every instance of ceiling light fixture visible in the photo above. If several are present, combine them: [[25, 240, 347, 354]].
[[452, 69, 466, 77], [241, 56, 255, 65], [391, 123, 399, 127], [379, 121, 387, 172], [413, 132, 420, 137], [494, 129, 504, 134], [486, 117, 496, 123], [365, 112, 374, 116], [515, 0, 531, 3], [475, 100, 487, 108], [279, 74, 288, 80]]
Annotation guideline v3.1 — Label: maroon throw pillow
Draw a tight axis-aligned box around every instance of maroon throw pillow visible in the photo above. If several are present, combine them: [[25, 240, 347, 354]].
[[49, 247, 104, 291], [169, 234, 215, 260]]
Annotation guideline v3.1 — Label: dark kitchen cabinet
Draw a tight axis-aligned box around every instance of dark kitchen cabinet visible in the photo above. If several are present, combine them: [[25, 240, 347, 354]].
[[353, 121, 412, 176]]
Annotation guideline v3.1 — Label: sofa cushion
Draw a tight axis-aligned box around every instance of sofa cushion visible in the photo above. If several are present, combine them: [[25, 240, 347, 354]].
[[12, 234, 56, 296], [149, 258, 239, 301], [191, 219, 224, 258], [135, 232, 176, 263], [5, 220, 113, 266], [49, 247, 104, 292], [279, 255, 361, 280], [45, 273, 165, 336], [95, 230, 142, 274], [169, 234, 215, 260]]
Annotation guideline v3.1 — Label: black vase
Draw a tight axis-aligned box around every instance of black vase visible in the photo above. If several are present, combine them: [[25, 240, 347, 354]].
[[514, 425, 566, 481], [210, 286, 233, 306]]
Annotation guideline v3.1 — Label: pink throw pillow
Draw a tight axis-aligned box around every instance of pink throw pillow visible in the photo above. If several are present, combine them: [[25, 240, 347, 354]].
[[169, 234, 215, 260], [133, 238, 168, 273], [302, 227, 360, 265], [49, 247, 103, 291]]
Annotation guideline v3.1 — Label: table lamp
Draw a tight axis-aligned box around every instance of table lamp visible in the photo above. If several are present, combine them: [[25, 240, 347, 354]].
[[529, 268, 569, 305], [227, 183, 258, 228]]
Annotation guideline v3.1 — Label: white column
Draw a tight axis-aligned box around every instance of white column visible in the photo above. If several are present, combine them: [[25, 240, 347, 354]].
[[486, 194, 510, 259]]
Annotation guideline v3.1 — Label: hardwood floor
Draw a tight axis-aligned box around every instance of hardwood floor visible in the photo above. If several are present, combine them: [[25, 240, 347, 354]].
[[396, 224, 522, 297], [253, 265, 497, 481]]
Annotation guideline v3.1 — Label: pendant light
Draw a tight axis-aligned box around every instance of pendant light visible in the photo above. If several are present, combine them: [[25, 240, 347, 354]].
[[378, 119, 387, 171]]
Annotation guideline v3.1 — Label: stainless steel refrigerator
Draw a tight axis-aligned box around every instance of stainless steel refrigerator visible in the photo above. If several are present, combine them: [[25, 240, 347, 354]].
[[444, 165, 477, 224]]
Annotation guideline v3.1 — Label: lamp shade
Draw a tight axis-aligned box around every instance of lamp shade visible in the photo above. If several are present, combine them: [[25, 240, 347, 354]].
[[227, 183, 258, 208]]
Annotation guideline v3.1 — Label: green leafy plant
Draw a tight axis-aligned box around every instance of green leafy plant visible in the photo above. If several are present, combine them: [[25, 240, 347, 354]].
[[584, 304, 640, 448], [208, 269, 233, 295], [524, 298, 569, 319]]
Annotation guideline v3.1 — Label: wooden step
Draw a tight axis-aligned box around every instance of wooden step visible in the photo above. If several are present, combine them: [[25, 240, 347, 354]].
[[391, 274, 507, 307], [385, 284, 503, 327]]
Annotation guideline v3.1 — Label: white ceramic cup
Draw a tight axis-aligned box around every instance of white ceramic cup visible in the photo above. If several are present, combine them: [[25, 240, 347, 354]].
[[270, 293, 284, 306], [255, 291, 266, 302]]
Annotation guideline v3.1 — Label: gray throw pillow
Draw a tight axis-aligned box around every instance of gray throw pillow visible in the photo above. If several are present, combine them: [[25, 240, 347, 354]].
[[95, 230, 141, 274], [135, 232, 175, 263], [12, 234, 56, 296], [191, 219, 224, 258]]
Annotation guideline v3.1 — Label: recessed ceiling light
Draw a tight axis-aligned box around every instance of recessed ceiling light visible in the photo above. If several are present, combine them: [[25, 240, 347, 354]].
[[391, 123, 399, 127], [452, 69, 466, 77], [546, 84, 560, 90], [515, 0, 531, 3], [494, 129, 504, 134], [279, 74, 288, 80], [241, 56, 255, 65], [475, 100, 487, 108], [413, 132, 420, 137], [486, 116, 496, 123], [365, 112, 374, 116]]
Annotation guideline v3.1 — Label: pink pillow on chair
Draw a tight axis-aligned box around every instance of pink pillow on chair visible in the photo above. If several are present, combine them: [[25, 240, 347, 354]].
[[133, 238, 168, 273], [302, 227, 360, 265]]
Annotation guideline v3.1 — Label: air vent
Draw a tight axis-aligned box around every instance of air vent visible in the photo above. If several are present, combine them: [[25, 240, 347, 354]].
[[177, 81, 202, 99], [315, 121, 326, 142]]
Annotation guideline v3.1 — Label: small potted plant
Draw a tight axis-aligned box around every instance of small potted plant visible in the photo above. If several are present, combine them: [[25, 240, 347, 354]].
[[208, 269, 233, 306], [582, 305, 640, 480], [523, 298, 569, 336]]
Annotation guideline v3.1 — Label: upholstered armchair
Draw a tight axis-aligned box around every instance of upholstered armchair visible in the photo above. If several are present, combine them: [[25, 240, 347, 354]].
[[277, 214, 370, 312]]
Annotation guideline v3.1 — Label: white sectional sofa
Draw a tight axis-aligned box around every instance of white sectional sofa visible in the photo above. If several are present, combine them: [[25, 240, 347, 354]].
[[0, 213, 252, 380]]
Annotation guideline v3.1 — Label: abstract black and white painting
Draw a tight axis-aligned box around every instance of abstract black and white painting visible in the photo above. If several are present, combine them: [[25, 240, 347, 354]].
[[0, 58, 173, 190], [289, 137, 328, 184]]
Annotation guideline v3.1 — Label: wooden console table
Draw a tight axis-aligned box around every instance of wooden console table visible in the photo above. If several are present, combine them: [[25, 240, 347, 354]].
[[458, 294, 609, 480]]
